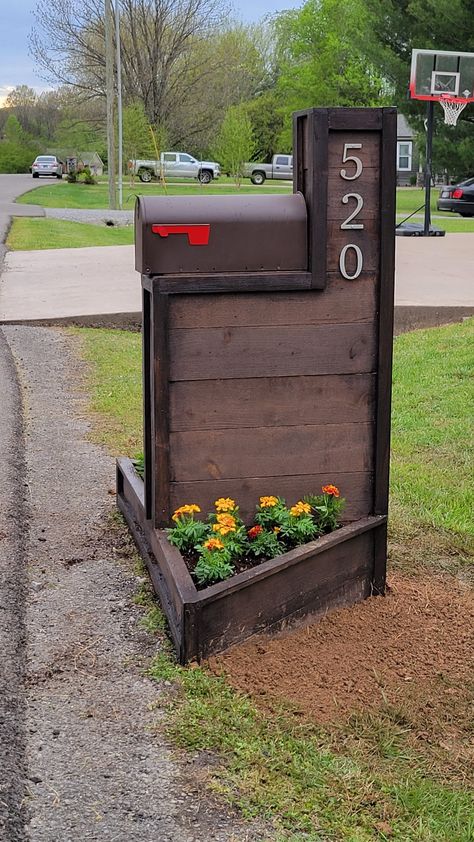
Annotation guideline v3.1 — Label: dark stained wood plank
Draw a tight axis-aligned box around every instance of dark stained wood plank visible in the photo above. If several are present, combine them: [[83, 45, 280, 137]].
[[327, 177, 380, 220], [169, 279, 377, 329], [374, 108, 397, 516], [169, 322, 376, 381], [151, 291, 171, 527], [328, 109, 383, 130], [142, 288, 152, 519], [194, 530, 375, 659], [156, 272, 312, 294], [327, 222, 380, 272], [170, 422, 373, 482], [169, 372, 376, 431], [170, 471, 374, 524], [327, 132, 380, 170]]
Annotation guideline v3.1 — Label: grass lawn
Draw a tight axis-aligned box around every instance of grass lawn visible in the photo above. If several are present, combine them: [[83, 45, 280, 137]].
[[6, 217, 134, 250], [16, 177, 292, 209], [74, 320, 474, 841]]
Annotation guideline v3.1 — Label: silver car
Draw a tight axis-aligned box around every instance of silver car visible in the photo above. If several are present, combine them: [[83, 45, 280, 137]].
[[31, 155, 63, 179]]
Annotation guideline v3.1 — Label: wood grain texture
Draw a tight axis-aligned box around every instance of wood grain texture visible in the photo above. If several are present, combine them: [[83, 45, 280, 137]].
[[170, 372, 376, 431], [327, 132, 380, 170], [169, 280, 377, 329], [194, 530, 374, 659], [151, 292, 171, 527], [327, 177, 380, 220], [170, 422, 373, 481], [170, 471, 373, 524], [169, 322, 376, 381]]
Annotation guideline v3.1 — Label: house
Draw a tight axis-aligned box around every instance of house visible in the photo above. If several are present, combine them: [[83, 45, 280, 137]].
[[78, 152, 104, 176], [396, 113, 418, 186]]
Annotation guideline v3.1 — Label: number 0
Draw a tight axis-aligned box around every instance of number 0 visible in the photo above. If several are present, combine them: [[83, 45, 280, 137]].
[[339, 244, 363, 280]]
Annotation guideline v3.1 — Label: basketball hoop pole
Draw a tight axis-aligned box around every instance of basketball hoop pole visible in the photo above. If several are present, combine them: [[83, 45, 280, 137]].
[[423, 101, 434, 236]]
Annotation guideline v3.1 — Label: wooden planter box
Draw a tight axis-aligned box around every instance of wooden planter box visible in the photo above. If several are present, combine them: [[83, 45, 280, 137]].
[[117, 457, 387, 663], [117, 107, 396, 663]]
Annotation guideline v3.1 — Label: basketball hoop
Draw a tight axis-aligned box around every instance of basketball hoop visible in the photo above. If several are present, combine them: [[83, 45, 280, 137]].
[[439, 92, 469, 126]]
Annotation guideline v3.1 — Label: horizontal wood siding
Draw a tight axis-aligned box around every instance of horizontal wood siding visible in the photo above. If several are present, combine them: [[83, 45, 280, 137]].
[[170, 423, 373, 481], [170, 373, 375, 431], [169, 322, 375, 381], [166, 284, 377, 521], [194, 529, 374, 659], [168, 279, 376, 329], [170, 472, 373, 524]]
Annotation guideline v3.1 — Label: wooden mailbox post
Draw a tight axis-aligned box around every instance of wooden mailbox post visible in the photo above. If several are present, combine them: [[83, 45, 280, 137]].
[[117, 107, 397, 663]]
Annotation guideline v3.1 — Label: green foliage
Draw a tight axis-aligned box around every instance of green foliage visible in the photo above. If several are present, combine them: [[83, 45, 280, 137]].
[[212, 105, 256, 186], [194, 547, 235, 586], [79, 166, 97, 185], [245, 91, 286, 160], [274, 0, 387, 147], [246, 527, 282, 560], [304, 489, 346, 533], [122, 102, 156, 171], [167, 512, 208, 554], [0, 114, 39, 173]]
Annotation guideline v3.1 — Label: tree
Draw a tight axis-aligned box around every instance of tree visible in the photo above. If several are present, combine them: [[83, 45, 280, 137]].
[[273, 0, 388, 148], [360, 0, 474, 179], [212, 105, 256, 186], [122, 102, 156, 182], [0, 115, 39, 173]]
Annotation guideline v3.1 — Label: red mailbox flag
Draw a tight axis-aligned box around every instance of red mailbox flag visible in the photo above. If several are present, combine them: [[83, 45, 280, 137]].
[[151, 224, 210, 246]]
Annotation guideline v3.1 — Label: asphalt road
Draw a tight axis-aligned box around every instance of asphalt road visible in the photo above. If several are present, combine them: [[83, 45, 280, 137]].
[[0, 174, 60, 266]]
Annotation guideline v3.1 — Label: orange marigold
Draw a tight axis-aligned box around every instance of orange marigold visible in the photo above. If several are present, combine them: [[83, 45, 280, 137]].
[[203, 538, 224, 551], [290, 501, 311, 517], [259, 496, 279, 508], [215, 497, 236, 513], [248, 525, 263, 539], [212, 513, 237, 536], [172, 503, 201, 522], [322, 484, 340, 498]]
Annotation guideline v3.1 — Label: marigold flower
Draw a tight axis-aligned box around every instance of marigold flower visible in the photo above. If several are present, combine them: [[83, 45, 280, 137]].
[[290, 501, 312, 517], [216, 513, 236, 528], [322, 485, 340, 498], [172, 503, 201, 522], [259, 496, 279, 508], [212, 516, 236, 536], [215, 497, 236, 513], [203, 538, 224, 551], [248, 525, 263, 540], [273, 527, 281, 533]]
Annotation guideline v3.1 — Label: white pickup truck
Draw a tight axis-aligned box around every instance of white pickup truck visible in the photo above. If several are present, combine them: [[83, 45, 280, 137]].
[[244, 154, 293, 185], [128, 152, 221, 184]]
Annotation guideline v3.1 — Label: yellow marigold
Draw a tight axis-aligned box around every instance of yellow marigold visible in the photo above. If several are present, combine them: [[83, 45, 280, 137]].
[[172, 503, 201, 522], [259, 496, 279, 508], [273, 526, 281, 533], [216, 513, 236, 528], [215, 497, 236, 513], [212, 523, 236, 536], [203, 538, 224, 551], [290, 501, 312, 517]]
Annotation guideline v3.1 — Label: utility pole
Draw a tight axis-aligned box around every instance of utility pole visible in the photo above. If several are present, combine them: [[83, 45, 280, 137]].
[[105, 0, 117, 209], [115, 0, 123, 210]]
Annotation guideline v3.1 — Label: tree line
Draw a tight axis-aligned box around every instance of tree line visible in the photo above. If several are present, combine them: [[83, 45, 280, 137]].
[[1, 0, 473, 179]]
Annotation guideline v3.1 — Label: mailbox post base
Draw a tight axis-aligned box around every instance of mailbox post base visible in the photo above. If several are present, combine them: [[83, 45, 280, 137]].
[[117, 457, 387, 664]]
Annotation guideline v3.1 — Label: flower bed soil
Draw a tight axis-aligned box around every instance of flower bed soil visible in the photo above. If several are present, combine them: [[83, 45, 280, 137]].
[[208, 573, 474, 733]]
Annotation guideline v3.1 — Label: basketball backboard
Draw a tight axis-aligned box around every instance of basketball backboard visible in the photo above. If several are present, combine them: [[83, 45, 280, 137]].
[[410, 49, 474, 103]]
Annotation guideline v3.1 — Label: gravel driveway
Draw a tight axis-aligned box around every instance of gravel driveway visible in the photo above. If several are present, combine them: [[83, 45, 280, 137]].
[[0, 325, 266, 842]]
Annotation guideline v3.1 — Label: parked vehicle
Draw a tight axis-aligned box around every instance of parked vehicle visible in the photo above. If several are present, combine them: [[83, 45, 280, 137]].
[[437, 177, 474, 217], [244, 154, 293, 185], [31, 155, 64, 178], [128, 152, 220, 184]]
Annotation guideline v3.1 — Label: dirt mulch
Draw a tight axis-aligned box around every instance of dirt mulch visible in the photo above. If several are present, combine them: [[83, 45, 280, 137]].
[[208, 574, 474, 731]]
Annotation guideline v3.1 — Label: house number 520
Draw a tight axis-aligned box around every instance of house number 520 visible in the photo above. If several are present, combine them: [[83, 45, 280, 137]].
[[339, 143, 364, 281]]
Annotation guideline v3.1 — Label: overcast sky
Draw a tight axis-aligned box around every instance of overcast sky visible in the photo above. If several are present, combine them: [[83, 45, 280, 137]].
[[0, 0, 300, 105]]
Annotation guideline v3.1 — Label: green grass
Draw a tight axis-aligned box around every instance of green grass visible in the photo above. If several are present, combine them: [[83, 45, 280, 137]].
[[7, 217, 134, 250], [144, 653, 474, 841], [16, 177, 292, 209], [75, 321, 474, 840]]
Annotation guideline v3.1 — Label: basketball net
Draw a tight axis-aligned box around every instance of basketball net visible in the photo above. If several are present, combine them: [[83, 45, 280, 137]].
[[439, 93, 469, 126]]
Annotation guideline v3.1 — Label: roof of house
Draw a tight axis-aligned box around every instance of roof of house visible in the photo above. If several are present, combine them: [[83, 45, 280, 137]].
[[79, 152, 104, 165]]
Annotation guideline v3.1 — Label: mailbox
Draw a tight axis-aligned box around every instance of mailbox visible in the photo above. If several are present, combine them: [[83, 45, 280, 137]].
[[135, 193, 308, 275], [119, 107, 397, 663]]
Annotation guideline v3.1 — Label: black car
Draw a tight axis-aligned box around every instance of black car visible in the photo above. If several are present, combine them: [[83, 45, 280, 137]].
[[437, 177, 474, 217]]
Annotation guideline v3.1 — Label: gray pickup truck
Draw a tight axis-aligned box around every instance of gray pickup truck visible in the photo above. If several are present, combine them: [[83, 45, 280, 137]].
[[244, 154, 293, 185], [129, 152, 221, 184]]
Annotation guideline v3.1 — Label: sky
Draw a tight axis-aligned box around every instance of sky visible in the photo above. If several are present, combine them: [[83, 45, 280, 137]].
[[0, 0, 301, 106]]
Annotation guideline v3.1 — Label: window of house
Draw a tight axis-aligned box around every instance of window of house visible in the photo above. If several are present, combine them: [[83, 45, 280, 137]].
[[397, 141, 412, 171]]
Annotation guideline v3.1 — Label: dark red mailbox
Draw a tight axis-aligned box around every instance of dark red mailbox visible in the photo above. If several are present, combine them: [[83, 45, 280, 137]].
[[135, 193, 308, 275]]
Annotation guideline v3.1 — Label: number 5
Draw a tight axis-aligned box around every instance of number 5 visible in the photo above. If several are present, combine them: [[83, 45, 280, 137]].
[[341, 144, 362, 180]]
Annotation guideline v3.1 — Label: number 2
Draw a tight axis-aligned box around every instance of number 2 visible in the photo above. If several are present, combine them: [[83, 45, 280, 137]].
[[341, 144, 363, 180], [340, 193, 364, 229]]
